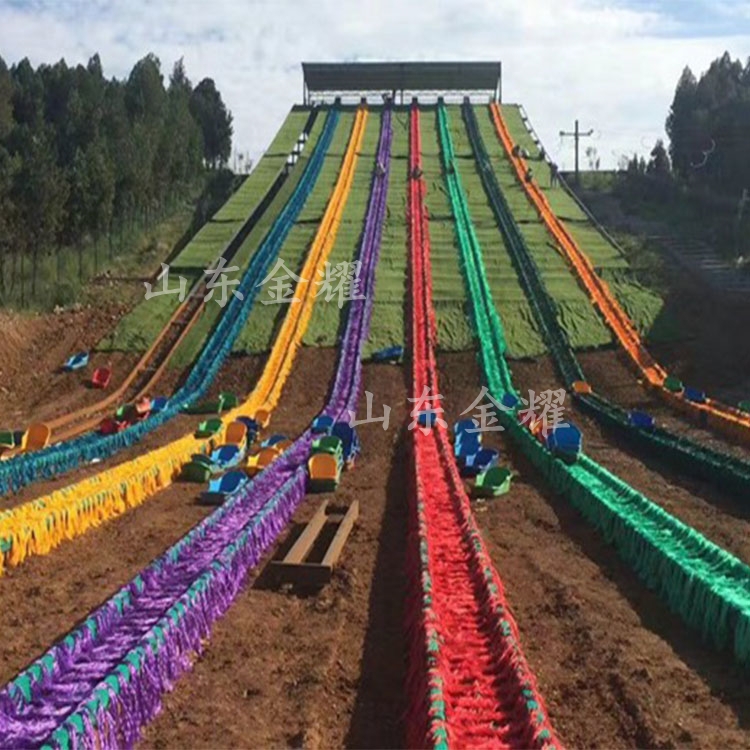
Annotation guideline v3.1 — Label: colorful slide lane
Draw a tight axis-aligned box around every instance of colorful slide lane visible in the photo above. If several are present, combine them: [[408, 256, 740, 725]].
[[437, 102, 750, 670], [0, 108, 340, 499], [460, 101, 750, 499], [0, 107, 353, 575], [405, 104, 559, 749], [489, 103, 750, 446], [36, 109, 321, 447], [0, 108, 393, 750]]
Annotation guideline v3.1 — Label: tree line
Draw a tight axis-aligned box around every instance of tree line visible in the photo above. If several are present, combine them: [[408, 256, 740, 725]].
[[0, 52, 233, 305]]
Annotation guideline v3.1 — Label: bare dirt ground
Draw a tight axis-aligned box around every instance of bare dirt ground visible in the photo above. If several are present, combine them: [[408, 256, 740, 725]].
[[3, 350, 750, 748], [0, 353, 268, 512]]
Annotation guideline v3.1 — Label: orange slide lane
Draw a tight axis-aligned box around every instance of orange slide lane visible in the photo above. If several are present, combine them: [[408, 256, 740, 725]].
[[489, 102, 750, 444]]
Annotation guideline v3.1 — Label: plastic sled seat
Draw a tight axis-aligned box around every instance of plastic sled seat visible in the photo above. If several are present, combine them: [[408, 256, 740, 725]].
[[26, 423, 51, 451], [195, 418, 223, 439], [332, 422, 359, 464], [200, 470, 248, 506], [225, 421, 249, 447], [454, 419, 479, 439], [210, 444, 243, 470], [255, 408, 271, 428], [0, 431, 15, 451], [455, 432, 482, 460], [234, 416, 260, 439], [663, 375, 684, 394], [628, 410, 655, 430], [312, 435, 344, 458], [99, 417, 128, 436], [307, 452, 342, 493], [246, 446, 281, 477], [684, 386, 706, 404], [91, 367, 112, 390], [546, 424, 583, 464], [312, 415, 335, 435], [218, 392, 239, 412], [261, 434, 288, 449], [182, 461, 213, 483], [190, 453, 216, 470], [63, 351, 89, 372], [461, 449, 499, 478], [182, 399, 222, 415], [150, 396, 168, 414], [473, 467, 512, 498], [370, 345, 404, 363]]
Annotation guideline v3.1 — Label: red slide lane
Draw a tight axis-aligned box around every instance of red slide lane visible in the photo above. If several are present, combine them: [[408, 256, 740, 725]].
[[404, 103, 561, 749]]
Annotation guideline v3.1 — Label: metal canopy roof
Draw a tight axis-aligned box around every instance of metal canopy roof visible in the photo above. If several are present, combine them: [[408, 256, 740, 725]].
[[301, 61, 502, 102]]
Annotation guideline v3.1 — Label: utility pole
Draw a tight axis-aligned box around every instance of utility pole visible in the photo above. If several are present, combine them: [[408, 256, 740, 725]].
[[559, 120, 594, 186]]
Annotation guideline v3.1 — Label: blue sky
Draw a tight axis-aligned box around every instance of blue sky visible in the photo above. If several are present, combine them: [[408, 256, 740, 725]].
[[1, 0, 749, 169], [607, 0, 750, 36]]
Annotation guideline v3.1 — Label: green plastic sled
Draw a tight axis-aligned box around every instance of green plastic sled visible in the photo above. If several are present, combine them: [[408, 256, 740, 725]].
[[473, 467, 512, 498], [663, 375, 684, 394], [195, 418, 223, 438]]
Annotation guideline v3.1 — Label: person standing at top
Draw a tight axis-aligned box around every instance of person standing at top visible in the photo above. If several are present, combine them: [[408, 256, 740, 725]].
[[550, 162, 559, 188]]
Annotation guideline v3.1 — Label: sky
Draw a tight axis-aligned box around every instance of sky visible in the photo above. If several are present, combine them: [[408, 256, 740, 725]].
[[1, 0, 749, 169]]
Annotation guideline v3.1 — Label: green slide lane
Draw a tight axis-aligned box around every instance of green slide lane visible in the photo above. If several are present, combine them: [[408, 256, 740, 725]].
[[438, 102, 750, 668], [473, 106, 612, 350], [102, 107, 318, 354], [498, 104, 670, 341], [446, 104, 545, 357], [232, 109, 359, 354]]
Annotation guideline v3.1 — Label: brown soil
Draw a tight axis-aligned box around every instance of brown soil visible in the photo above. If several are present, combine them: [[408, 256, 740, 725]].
[[0, 306, 133, 425], [440, 352, 750, 749], [0, 354, 268, 511], [0, 348, 338, 686], [140, 361, 410, 750], [3, 349, 750, 749]]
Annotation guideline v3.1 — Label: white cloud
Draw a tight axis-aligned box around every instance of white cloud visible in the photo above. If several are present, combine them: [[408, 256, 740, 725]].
[[0, 0, 749, 168]]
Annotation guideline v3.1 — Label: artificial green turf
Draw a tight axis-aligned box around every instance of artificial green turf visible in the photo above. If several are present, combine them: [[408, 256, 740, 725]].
[[230, 110, 358, 354], [362, 107, 409, 357], [473, 105, 612, 351], [100, 107, 315, 354], [421, 107, 475, 352], [497, 104, 671, 343], [302, 109, 380, 348], [446, 105, 546, 358]]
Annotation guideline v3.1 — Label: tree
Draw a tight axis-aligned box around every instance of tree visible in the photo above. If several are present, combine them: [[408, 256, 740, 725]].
[[190, 78, 233, 167], [647, 139, 671, 177], [585, 146, 600, 171]]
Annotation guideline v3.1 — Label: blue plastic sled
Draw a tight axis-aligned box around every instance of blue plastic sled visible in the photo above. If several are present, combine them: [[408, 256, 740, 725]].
[[546, 424, 582, 463], [261, 434, 288, 449], [332, 422, 360, 465], [628, 410, 655, 430], [150, 397, 169, 414], [63, 351, 89, 372], [200, 470, 248, 506], [210, 444, 244, 470], [460, 448, 499, 478], [312, 415, 335, 435], [371, 345, 403, 363]]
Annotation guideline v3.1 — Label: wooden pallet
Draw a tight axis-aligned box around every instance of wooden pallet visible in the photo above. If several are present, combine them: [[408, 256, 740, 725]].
[[269, 499, 359, 587]]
